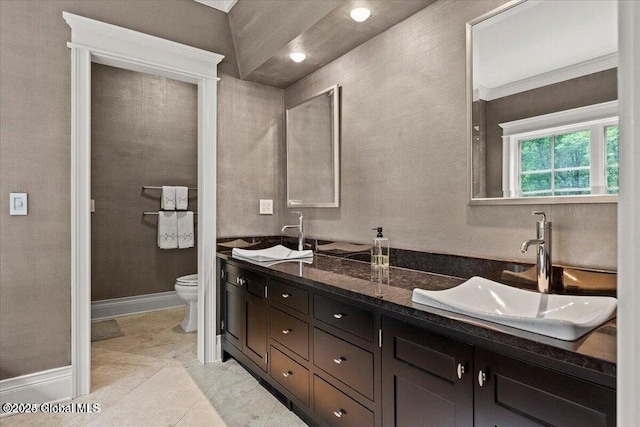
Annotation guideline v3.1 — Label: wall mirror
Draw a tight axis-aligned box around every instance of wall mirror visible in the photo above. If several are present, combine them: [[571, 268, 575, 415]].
[[286, 84, 340, 207], [468, 0, 618, 205]]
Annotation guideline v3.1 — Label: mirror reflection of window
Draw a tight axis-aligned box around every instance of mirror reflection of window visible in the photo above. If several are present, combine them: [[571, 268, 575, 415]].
[[470, 0, 618, 202]]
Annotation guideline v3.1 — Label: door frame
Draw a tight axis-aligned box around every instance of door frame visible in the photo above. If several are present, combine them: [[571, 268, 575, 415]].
[[617, 1, 640, 424], [64, 12, 224, 397]]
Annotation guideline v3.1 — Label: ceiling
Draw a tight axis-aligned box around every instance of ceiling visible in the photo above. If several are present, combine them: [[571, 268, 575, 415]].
[[473, 0, 617, 94], [227, 0, 436, 88], [193, 0, 238, 13]]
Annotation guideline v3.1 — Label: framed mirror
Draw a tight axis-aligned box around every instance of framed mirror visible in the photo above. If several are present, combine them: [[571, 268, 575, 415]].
[[286, 84, 340, 207], [467, 0, 618, 205]]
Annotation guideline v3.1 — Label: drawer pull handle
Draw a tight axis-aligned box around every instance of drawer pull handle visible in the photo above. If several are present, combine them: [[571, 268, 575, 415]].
[[281, 293, 291, 298], [457, 363, 465, 379], [333, 357, 345, 364], [282, 329, 292, 335], [333, 313, 344, 319], [333, 409, 345, 418], [478, 370, 487, 387], [282, 371, 292, 378]]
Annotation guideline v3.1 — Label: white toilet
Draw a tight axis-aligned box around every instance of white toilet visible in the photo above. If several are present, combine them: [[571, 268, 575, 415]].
[[175, 274, 198, 332]]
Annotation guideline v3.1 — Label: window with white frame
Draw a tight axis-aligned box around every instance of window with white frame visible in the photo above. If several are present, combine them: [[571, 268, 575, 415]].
[[500, 101, 619, 198]]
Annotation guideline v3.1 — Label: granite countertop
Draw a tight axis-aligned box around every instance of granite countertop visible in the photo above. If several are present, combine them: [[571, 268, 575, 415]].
[[217, 251, 616, 379]]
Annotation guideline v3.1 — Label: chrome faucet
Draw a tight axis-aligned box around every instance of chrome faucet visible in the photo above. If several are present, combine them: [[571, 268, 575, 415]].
[[282, 211, 305, 251], [520, 211, 554, 294]]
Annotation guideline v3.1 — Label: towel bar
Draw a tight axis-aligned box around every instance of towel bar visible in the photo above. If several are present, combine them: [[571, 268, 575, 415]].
[[143, 212, 198, 216], [142, 186, 197, 191]]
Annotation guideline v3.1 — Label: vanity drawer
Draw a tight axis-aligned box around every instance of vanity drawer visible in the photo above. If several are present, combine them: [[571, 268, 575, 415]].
[[313, 375, 374, 427], [314, 328, 374, 400], [270, 346, 309, 406], [270, 307, 309, 359], [244, 270, 266, 298], [314, 294, 374, 341], [269, 279, 309, 314]]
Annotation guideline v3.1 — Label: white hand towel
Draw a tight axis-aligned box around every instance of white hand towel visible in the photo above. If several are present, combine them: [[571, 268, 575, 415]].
[[177, 211, 194, 249], [158, 211, 178, 249], [161, 186, 176, 210], [175, 186, 189, 210]]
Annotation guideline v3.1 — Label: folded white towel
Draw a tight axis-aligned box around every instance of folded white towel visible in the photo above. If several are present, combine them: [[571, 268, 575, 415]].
[[158, 211, 177, 249], [175, 186, 189, 210], [177, 211, 194, 249], [161, 186, 176, 210]]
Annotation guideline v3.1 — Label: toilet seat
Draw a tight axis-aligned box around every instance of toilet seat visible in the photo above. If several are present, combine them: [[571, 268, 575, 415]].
[[176, 274, 198, 286]]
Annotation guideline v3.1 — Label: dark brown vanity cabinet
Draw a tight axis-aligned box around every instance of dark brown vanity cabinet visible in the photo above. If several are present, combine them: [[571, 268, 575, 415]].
[[381, 317, 473, 427], [222, 264, 243, 350], [474, 348, 616, 427], [221, 260, 616, 427], [222, 265, 268, 371]]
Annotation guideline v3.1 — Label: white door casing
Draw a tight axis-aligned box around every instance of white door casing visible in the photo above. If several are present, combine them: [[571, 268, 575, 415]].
[[64, 12, 223, 397]]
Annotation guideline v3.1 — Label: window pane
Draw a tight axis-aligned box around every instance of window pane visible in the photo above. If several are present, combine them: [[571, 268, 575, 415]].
[[606, 125, 619, 166], [555, 169, 590, 190], [521, 137, 551, 171], [522, 172, 551, 193], [556, 189, 592, 196], [554, 130, 590, 168], [607, 166, 619, 194]]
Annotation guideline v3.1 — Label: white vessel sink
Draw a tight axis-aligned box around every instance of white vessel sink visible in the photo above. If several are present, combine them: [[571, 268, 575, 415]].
[[411, 276, 617, 341], [232, 245, 313, 262]]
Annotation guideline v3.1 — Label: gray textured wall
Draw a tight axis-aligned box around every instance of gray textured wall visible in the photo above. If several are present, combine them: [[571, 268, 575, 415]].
[[0, 0, 281, 380], [284, 0, 617, 270], [91, 64, 198, 301], [217, 76, 285, 238], [483, 69, 618, 197]]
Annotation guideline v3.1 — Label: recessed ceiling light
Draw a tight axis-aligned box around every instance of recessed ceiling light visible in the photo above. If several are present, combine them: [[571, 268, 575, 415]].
[[350, 7, 371, 22], [290, 52, 307, 63]]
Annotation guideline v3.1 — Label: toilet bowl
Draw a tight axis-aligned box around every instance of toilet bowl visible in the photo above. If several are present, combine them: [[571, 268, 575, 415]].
[[175, 274, 198, 332]]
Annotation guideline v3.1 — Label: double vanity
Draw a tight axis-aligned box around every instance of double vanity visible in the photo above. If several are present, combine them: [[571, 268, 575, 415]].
[[217, 241, 616, 427]]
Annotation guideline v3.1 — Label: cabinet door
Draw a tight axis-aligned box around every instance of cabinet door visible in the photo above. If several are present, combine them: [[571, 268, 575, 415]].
[[244, 288, 268, 371], [381, 317, 473, 427], [224, 280, 243, 350], [474, 348, 616, 427]]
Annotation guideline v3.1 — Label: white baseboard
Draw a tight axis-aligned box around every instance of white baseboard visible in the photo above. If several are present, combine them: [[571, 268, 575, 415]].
[[91, 291, 184, 321], [0, 366, 72, 418]]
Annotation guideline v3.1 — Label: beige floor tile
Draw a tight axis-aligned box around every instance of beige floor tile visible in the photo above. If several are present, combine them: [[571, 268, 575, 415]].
[[204, 362, 280, 427], [174, 397, 228, 427], [85, 367, 207, 427], [264, 403, 309, 427], [1, 308, 307, 427]]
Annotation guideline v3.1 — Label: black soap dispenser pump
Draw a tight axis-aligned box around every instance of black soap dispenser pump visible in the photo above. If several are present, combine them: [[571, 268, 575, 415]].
[[371, 227, 389, 298]]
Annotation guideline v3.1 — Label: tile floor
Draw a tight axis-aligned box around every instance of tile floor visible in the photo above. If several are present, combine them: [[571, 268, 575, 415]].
[[1, 308, 308, 427]]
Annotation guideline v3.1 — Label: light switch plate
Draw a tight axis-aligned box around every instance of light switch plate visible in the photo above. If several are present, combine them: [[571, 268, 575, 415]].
[[10, 193, 27, 215], [260, 199, 273, 215]]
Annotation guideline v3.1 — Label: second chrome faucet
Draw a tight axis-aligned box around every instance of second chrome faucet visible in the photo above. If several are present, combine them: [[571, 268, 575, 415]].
[[520, 211, 555, 294], [282, 211, 305, 251]]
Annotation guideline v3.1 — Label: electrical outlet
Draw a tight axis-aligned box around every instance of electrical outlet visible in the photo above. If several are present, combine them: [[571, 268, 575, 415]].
[[260, 199, 273, 215]]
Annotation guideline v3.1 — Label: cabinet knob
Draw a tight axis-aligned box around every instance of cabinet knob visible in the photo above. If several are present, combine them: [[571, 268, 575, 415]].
[[333, 409, 345, 418], [333, 357, 345, 364], [333, 313, 344, 319], [457, 363, 466, 379], [281, 293, 291, 299], [282, 371, 292, 378], [282, 329, 292, 335], [478, 370, 487, 387]]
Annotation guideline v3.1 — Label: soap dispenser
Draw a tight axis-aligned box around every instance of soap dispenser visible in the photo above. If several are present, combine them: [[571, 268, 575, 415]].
[[371, 227, 389, 298]]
